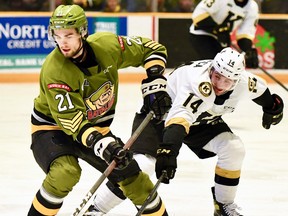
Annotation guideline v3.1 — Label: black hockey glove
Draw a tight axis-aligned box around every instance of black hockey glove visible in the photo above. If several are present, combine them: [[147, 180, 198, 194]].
[[213, 23, 231, 48], [262, 94, 284, 129], [155, 146, 177, 184], [86, 131, 133, 170], [141, 76, 172, 122], [245, 48, 259, 68]]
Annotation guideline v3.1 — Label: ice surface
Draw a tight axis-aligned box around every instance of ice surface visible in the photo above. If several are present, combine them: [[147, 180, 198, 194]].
[[0, 82, 287, 216]]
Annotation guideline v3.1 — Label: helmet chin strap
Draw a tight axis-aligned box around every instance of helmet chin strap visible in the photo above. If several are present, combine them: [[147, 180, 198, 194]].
[[72, 39, 87, 62]]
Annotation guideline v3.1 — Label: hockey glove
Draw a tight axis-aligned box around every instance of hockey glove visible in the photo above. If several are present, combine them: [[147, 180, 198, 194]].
[[262, 94, 284, 129], [245, 48, 259, 68], [86, 131, 133, 169], [141, 76, 172, 122], [213, 23, 231, 48], [155, 146, 177, 184]]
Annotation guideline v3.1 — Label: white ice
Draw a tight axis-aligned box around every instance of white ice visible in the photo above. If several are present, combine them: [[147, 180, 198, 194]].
[[0, 82, 288, 216]]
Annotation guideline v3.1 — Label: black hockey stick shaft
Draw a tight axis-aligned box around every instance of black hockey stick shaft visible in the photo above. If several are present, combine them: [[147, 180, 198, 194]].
[[72, 111, 154, 216], [257, 66, 288, 92], [135, 171, 167, 216], [230, 44, 288, 92]]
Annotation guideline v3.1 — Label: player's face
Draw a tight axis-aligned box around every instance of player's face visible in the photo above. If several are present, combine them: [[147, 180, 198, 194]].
[[210, 70, 236, 95], [53, 28, 83, 58]]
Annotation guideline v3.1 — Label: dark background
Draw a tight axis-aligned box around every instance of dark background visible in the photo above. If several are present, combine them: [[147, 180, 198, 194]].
[[159, 18, 288, 69]]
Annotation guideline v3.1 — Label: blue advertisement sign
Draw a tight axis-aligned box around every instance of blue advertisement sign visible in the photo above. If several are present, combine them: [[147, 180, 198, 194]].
[[0, 16, 127, 69], [0, 17, 54, 69], [0, 17, 55, 55], [92, 17, 127, 35]]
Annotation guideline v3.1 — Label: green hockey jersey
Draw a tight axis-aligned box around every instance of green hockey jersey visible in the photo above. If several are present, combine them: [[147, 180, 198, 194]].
[[32, 32, 167, 145]]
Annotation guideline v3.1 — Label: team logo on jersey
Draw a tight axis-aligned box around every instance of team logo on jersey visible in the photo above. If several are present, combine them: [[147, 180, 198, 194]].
[[248, 77, 257, 93], [198, 82, 212, 97], [85, 81, 115, 120], [103, 65, 112, 74]]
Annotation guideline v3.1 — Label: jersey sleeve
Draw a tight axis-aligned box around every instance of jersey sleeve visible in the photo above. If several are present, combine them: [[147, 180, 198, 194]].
[[237, 71, 268, 100], [192, 0, 221, 23], [236, 1, 259, 41], [117, 35, 167, 72], [103, 35, 167, 72], [88, 32, 167, 73], [190, 0, 226, 36]]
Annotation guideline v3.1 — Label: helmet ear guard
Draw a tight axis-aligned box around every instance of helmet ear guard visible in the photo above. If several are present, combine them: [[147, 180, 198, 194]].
[[77, 26, 88, 39]]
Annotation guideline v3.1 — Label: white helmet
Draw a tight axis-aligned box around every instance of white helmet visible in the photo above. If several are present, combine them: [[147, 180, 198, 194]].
[[212, 47, 245, 81]]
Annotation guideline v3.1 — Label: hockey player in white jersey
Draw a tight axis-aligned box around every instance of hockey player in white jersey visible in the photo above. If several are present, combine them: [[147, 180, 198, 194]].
[[87, 47, 283, 216], [189, 0, 259, 69], [155, 47, 284, 216]]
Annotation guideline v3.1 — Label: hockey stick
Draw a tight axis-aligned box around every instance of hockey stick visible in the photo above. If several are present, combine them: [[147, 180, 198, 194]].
[[230, 44, 288, 92], [72, 111, 154, 216], [257, 66, 288, 92], [135, 171, 167, 216]]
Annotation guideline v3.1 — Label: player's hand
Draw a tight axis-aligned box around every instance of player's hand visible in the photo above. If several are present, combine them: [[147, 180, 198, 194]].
[[213, 23, 231, 47], [88, 133, 133, 169], [141, 76, 172, 122], [245, 48, 259, 68], [217, 32, 231, 47], [155, 146, 177, 184], [262, 94, 284, 129]]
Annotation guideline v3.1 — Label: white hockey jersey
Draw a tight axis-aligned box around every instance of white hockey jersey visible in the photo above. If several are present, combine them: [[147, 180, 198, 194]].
[[189, 0, 259, 41], [165, 60, 267, 130]]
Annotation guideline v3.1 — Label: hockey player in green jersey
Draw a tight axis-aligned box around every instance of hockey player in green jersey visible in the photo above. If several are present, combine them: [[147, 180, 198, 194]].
[[27, 4, 171, 216]]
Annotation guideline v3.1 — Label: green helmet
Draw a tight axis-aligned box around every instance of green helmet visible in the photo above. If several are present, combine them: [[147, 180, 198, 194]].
[[49, 4, 88, 39]]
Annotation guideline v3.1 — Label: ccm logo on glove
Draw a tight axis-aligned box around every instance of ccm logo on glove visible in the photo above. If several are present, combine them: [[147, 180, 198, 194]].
[[157, 148, 172, 154], [141, 78, 167, 97]]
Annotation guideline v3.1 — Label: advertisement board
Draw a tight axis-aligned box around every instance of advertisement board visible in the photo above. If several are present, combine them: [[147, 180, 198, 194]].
[[0, 15, 133, 70], [0, 17, 54, 69], [158, 17, 288, 69], [0, 13, 287, 83]]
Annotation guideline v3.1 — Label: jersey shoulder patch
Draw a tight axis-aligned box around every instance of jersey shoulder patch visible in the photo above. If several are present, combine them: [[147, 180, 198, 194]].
[[198, 82, 212, 97], [47, 83, 72, 91]]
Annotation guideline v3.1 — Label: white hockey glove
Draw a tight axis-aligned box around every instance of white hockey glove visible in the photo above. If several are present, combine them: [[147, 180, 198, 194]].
[[86, 131, 133, 169]]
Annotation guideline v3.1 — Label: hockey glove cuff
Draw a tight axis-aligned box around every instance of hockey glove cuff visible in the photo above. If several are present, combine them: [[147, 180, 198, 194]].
[[156, 146, 177, 184], [141, 76, 172, 122], [86, 131, 133, 169]]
